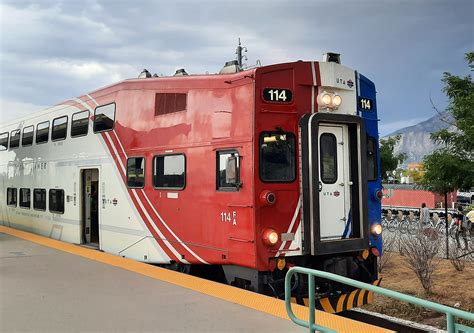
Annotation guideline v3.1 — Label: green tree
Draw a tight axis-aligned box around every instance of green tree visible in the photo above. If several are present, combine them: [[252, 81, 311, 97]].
[[380, 135, 406, 182], [421, 52, 474, 258], [422, 52, 474, 193]]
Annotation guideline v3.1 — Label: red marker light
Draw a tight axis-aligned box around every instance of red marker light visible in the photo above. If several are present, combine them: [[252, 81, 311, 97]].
[[260, 190, 276, 205], [376, 190, 383, 200], [262, 228, 279, 247]]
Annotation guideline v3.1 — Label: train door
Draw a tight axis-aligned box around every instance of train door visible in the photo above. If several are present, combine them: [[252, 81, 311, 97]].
[[81, 169, 99, 247], [318, 124, 350, 240]]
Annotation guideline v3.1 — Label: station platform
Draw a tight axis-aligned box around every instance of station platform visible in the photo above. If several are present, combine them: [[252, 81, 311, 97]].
[[0, 226, 392, 332]]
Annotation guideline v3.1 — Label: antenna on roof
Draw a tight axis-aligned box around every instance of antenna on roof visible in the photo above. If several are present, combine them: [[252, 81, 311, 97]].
[[235, 38, 247, 69]]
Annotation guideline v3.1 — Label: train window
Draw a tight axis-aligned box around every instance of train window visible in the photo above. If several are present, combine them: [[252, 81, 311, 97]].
[[0, 132, 8, 151], [367, 136, 378, 181], [10, 129, 20, 149], [19, 188, 31, 209], [320, 133, 338, 184], [259, 132, 296, 182], [155, 93, 187, 116], [7, 188, 17, 207], [49, 189, 65, 214], [71, 110, 90, 137], [33, 189, 47, 211], [93, 103, 115, 133], [217, 150, 240, 191], [127, 157, 145, 188], [36, 121, 50, 144], [153, 154, 185, 189], [52, 116, 68, 141], [22, 125, 34, 146]]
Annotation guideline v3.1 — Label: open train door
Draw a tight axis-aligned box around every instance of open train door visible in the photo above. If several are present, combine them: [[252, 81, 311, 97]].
[[300, 113, 369, 255], [81, 169, 100, 248]]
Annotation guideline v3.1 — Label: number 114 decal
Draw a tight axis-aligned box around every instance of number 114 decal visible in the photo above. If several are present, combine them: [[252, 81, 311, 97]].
[[220, 211, 237, 225]]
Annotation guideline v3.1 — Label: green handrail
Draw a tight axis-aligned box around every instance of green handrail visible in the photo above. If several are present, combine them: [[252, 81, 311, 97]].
[[285, 266, 474, 333]]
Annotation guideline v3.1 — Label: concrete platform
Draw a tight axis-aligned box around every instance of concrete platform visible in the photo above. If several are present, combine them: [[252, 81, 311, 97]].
[[0, 233, 305, 332], [0, 226, 391, 332]]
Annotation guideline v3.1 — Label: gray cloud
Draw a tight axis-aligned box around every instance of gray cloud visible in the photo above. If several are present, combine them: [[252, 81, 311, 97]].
[[0, 0, 472, 127]]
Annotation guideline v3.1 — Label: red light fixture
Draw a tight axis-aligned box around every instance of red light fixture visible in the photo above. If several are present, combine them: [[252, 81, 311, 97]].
[[375, 189, 383, 201], [262, 228, 279, 247], [260, 190, 276, 205]]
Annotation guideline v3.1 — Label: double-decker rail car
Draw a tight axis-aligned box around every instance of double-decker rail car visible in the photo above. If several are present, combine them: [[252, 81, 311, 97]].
[[0, 53, 383, 312]]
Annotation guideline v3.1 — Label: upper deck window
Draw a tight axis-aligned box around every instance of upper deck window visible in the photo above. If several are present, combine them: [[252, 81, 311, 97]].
[[93, 103, 115, 133], [259, 132, 296, 182], [22, 125, 34, 146], [0, 132, 8, 151], [52, 116, 68, 141], [10, 130, 20, 149], [71, 110, 90, 137], [36, 121, 50, 144], [155, 93, 187, 116]]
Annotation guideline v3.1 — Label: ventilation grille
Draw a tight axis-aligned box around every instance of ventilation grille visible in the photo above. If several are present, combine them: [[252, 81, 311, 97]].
[[155, 93, 187, 116]]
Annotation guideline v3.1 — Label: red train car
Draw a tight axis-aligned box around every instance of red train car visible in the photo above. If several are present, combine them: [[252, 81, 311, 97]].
[[1, 54, 382, 312]]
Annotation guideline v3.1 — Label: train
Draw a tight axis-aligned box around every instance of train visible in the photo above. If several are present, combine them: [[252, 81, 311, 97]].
[[0, 51, 383, 312]]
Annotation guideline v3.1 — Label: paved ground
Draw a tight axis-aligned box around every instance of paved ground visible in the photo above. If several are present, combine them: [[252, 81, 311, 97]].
[[0, 233, 306, 333]]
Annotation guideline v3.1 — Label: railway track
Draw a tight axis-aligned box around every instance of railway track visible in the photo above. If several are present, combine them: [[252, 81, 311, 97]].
[[338, 308, 443, 332]]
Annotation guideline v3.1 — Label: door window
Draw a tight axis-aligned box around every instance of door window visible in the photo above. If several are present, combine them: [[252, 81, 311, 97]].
[[320, 133, 337, 184]]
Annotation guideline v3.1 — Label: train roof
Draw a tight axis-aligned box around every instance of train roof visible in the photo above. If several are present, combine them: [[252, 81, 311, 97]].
[[1, 59, 371, 129]]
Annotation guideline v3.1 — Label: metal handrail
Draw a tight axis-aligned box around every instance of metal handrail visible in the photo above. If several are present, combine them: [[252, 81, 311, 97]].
[[285, 266, 474, 333]]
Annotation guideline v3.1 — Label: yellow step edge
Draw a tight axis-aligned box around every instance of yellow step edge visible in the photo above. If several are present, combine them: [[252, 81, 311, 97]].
[[0, 226, 393, 333]]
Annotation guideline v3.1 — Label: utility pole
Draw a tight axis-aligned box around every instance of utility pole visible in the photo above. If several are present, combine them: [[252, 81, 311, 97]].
[[444, 192, 449, 259]]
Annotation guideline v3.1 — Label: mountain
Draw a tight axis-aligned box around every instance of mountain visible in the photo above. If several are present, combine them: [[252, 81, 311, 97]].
[[384, 111, 454, 166]]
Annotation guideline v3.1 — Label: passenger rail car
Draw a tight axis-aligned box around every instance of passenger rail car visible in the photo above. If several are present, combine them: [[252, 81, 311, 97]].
[[0, 53, 383, 312]]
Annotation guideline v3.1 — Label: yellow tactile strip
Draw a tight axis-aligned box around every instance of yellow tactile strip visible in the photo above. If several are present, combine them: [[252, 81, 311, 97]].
[[0, 226, 392, 333]]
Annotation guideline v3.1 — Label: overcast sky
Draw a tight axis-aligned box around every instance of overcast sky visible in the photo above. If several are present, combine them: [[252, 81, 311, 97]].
[[0, 0, 472, 135]]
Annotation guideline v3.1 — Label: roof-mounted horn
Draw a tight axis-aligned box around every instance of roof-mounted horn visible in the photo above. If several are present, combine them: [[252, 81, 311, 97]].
[[138, 69, 152, 79], [219, 60, 240, 74], [174, 68, 188, 76]]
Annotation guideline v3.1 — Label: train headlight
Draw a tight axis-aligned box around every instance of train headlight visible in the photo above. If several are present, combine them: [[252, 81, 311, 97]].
[[317, 91, 342, 110], [317, 91, 332, 107], [371, 223, 382, 236], [262, 228, 279, 247], [332, 94, 342, 108]]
